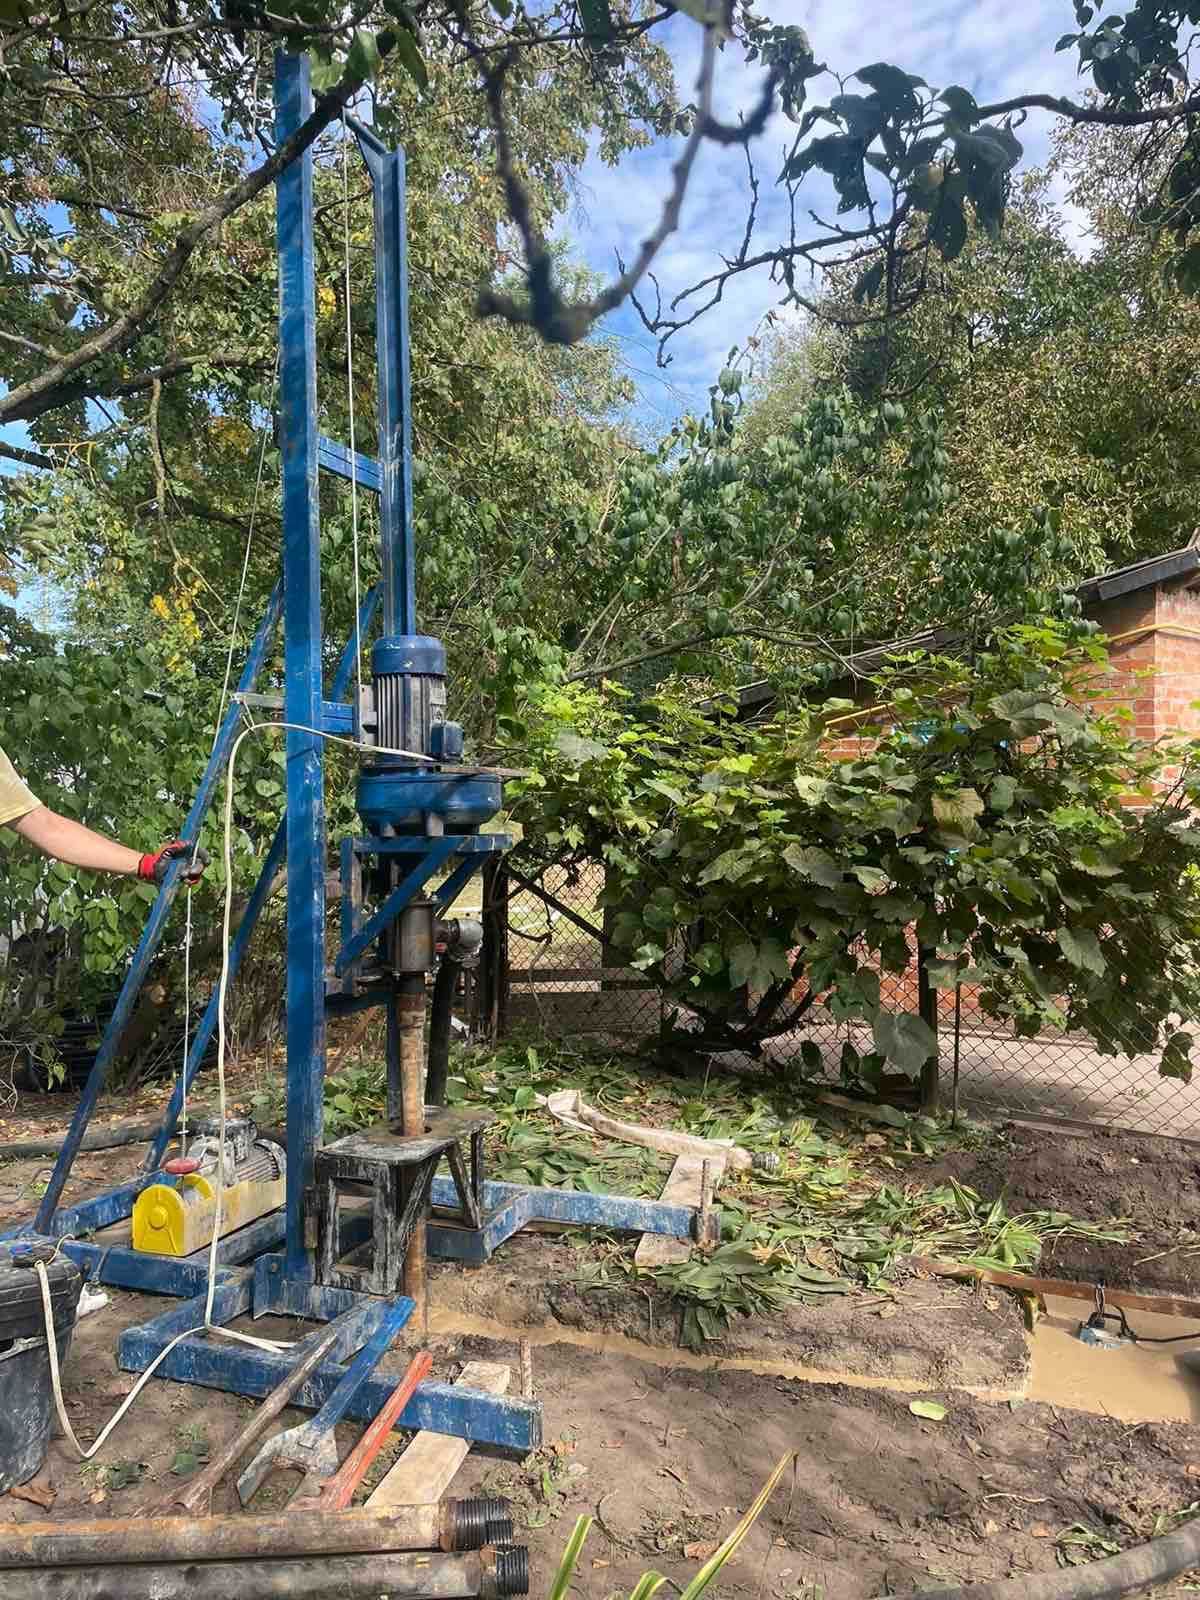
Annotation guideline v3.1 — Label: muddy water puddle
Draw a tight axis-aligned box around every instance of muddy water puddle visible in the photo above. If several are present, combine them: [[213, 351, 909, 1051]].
[[434, 1294, 1200, 1424], [1029, 1293, 1200, 1422]]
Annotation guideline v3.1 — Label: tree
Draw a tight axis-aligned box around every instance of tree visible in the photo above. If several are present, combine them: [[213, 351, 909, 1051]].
[[737, 119, 1200, 647], [509, 623, 1200, 1086], [4, 0, 1200, 425]]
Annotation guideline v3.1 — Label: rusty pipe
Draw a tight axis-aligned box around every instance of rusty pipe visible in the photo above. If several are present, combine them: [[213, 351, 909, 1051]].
[[0, 1546, 530, 1600], [395, 972, 429, 1327], [0, 1499, 515, 1569]]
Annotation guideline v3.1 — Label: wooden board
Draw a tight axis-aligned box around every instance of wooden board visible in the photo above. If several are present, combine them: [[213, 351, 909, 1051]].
[[903, 1255, 1200, 1322], [633, 1152, 725, 1269], [366, 1360, 511, 1508]]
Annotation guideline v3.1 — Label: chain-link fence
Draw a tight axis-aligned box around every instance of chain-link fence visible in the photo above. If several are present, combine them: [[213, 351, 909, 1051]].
[[489, 851, 1200, 1140]]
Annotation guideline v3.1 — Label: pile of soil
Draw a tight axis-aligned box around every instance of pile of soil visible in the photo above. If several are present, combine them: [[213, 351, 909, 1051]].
[[921, 1124, 1200, 1299]]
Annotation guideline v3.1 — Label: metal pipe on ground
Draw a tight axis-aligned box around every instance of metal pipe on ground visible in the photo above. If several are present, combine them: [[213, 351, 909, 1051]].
[[0, 1500, 515, 1569], [0, 1546, 529, 1600]]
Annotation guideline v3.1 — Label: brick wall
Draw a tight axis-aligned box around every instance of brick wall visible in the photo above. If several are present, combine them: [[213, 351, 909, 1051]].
[[807, 577, 1200, 1027]]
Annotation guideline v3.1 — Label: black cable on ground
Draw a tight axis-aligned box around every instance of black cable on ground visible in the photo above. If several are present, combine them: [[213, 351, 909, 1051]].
[[913, 1513, 1200, 1600], [0, 1119, 161, 1162]]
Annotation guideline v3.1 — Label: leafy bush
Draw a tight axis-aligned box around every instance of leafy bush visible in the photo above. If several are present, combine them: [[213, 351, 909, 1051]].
[[510, 622, 1200, 1078]]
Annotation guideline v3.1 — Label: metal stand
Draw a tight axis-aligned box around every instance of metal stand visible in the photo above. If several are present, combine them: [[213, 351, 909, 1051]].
[[1, 50, 719, 1456]]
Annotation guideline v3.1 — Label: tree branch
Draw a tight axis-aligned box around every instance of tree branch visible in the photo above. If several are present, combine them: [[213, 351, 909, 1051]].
[[476, 26, 778, 345], [975, 88, 1200, 129], [0, 440, 56, 472], [0, 43, 396, 428]]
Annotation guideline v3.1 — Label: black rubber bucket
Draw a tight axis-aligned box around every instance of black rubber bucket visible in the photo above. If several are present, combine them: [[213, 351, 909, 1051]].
[[0, 1244, 82, 1491]]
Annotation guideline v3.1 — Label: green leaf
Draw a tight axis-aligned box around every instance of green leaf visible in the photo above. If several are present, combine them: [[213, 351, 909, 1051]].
[[923, 957, 961, 990], [854, 63, 925, 118], [873, 1011, 937, 1075], [1161, 1031, 1194, 1083], [939, 85, 978, 124], [989, 775, 1016, 812], [909, 1400, 947, 1421], [783, 844, 841, 887], [390, 24, 428, 89], [548, 1514, 594, 1600], [794, 774, 830, 804], [578, 0, 614, 42], [346, 29, 382, 82], [1055, 927, 1106, 976], [853, 260, 885, 304], [931, 787, 984, 832]]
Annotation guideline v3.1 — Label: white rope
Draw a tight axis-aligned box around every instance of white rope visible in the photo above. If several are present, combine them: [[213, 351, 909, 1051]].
[[211, 355, 280, 755], [36, 720, 441, 1459], [341, 114, 365, 714]]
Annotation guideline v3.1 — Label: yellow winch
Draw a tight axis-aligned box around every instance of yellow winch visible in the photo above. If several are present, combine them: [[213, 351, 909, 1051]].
[[132, 1117, 286, 1256]]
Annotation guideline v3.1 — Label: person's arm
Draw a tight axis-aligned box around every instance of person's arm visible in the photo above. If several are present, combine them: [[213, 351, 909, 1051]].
[[9, 807, 209, 882], [12, 806, 143, 874]]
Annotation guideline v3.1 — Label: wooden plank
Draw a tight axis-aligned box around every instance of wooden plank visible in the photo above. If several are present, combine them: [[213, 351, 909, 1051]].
[[633, 1153, 725, 1269], [903, 1256, 1200, 1322], [366, 1360, 511, 1508]]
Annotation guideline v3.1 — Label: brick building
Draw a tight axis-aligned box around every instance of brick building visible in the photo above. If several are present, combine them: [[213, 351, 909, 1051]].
[[730, 542, 1200, 751]]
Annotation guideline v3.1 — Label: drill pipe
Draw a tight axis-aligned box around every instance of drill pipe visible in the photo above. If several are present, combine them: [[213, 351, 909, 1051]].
[[0, 1498, 514, 1569], [0, 1546, 529, 1600]]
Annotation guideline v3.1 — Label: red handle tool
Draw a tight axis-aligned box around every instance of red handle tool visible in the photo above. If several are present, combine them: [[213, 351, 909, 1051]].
[[290, 1350, 434, 1512]]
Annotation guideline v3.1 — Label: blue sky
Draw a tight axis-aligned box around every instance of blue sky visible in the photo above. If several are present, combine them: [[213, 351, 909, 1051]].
[[2, 1, 1089, 475], [563, 0, 1090, 423]]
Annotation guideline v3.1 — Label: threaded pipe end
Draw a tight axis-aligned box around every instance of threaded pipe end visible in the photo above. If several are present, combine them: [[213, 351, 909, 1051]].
[[447, 1498, 490, 1550], [482, 1496, 515, 1546], [751, 1151, 781, 1173], [493, 1545, 530, 1597]]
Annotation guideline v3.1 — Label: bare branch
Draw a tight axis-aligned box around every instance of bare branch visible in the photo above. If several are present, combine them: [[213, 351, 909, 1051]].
[[0, 440, 56, 472], [476, 27, 778, 346], [0, 40, 398, 428]]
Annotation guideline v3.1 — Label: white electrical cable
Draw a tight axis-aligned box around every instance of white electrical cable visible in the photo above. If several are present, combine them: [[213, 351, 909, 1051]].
[[211, 357, 280, 755], [33, 717, 438, 1460]]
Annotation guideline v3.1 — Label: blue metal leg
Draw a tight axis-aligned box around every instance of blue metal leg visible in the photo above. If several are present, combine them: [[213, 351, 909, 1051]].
[[34, 582, 284, 1233], [351, 126, 415, 636], [144, 820, 287, 1171], [277, 50, 327, 1285], [119, 1286, 542, 1450], [434, 856, 485, 913], [335, 837, 457, 974], [147, 587, 380, 1171]]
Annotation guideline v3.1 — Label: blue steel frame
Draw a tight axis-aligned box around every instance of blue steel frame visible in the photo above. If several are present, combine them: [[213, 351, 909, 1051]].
[[5, 50, 720, 1457]]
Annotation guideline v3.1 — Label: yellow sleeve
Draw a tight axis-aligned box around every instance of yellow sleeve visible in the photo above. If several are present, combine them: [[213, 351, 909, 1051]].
[[0, 745, 40, 827]]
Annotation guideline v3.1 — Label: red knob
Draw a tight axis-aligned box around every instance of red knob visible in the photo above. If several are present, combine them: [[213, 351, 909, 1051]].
[[162, 1157, 201, 1176]]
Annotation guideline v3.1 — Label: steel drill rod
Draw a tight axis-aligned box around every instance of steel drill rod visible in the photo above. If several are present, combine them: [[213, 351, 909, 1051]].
[[0, 1548, 523, 1600], [0, 1500, 501, 1569], [396, 972, 429, 1326]]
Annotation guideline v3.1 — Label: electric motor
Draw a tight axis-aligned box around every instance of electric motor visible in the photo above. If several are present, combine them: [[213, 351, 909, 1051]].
[[371, 635, 446, 755]]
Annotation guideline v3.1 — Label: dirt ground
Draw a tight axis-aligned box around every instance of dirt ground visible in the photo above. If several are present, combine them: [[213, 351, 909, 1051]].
[[2, 1283, 1200, 1600], [921, 1123, 1200, 1300], [3, 1090, 1200, 1596]]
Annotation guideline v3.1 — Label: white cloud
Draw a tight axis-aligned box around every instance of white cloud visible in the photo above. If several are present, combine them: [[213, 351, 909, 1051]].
[[565, 0, 1098, 422]]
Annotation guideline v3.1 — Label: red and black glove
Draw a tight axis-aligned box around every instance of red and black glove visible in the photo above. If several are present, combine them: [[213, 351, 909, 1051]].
[[138, 841, 211, 885]]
